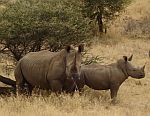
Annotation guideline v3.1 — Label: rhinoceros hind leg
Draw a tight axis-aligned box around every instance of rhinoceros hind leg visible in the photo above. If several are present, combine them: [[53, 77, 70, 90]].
[[16, 78, 27, 96], [26, 83, 33, 96], [16, 83, 25, 96]]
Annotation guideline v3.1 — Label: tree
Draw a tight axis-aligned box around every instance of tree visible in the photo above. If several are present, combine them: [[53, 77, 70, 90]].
[[83, 0, 131, 33], [0, 0, 91, 61]]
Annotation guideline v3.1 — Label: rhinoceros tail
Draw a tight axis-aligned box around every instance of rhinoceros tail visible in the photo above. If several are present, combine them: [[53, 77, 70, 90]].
[[0, 75, 16, 88]]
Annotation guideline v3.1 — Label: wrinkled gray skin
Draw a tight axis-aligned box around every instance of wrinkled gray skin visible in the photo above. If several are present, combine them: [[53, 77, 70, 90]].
[[15, 45, 83, 95], [76, 55, 145, 102]]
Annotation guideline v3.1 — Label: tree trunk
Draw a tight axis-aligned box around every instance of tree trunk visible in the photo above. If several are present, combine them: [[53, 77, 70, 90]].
[[97, 13, 103, 33]]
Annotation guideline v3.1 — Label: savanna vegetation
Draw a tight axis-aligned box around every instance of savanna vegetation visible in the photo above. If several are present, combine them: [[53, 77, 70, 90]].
[[0, 0, 150, 116], [0, 0, 131, 61], [0, 0, 91, 61]]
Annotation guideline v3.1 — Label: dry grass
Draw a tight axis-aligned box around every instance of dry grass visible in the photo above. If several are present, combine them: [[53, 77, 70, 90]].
[[0, 0, 150, 116], [110, 0, 150, 38], [0, 38, 150, 116]]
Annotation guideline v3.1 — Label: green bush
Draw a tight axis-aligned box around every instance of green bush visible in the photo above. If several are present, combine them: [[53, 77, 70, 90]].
[[82, 52, 104, 65], [0, 0, 91, 61]]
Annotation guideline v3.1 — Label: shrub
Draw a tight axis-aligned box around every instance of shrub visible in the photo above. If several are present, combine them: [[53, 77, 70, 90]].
[[0, 0, 91, 61]]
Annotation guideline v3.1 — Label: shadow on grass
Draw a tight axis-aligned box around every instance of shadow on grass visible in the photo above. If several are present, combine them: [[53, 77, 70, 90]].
[[0, 87, 16, 96]]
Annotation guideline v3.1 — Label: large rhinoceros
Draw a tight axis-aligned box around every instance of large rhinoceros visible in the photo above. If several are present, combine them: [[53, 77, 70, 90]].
[[73, 55, 145, 102], [14, 45, 84, 95]]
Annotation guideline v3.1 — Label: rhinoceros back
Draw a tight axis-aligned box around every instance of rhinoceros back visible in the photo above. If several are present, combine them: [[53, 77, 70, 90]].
[[81, 64, 111, 90], [15, 50, 55, 88]]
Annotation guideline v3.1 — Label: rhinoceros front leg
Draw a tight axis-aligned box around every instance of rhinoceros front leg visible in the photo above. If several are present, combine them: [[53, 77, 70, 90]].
[[110, 84, 119, 104], [49, 80, 63, 94]]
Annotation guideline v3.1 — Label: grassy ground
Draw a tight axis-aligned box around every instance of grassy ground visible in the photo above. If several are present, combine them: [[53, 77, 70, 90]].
[[0, 0, 150, 116], [0, 38, 150, 116]]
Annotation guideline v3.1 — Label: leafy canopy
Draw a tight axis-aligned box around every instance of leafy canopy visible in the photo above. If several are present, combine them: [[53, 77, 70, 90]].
[[0, 0, 91, 61], [83, 0, 131, 31]]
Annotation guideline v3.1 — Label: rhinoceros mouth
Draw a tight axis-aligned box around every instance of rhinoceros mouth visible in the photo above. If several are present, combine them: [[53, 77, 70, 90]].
[[134, 75, 145, 79], [139, 75, 145, 78]]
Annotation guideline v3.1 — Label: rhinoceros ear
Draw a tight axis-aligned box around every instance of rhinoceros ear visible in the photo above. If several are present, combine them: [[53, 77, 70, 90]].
[[65, 45, 71, 53], [128, 54, 133, 61], [78, 44, 84, 53], [123, 56, 128, 62]]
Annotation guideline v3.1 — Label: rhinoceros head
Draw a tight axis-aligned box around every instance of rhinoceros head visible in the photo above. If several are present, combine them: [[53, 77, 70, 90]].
[[65, 44, 84, 81], [119, 55, 145, 79]]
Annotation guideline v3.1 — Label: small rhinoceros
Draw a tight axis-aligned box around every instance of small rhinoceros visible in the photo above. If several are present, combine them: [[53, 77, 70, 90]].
[[14, 45, 84, 95], [75, 55, 145, 102]]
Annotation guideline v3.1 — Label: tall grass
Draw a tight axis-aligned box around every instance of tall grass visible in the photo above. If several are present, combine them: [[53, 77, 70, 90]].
[[0, 37, 150, 116], [109, 0, 150, 39]]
